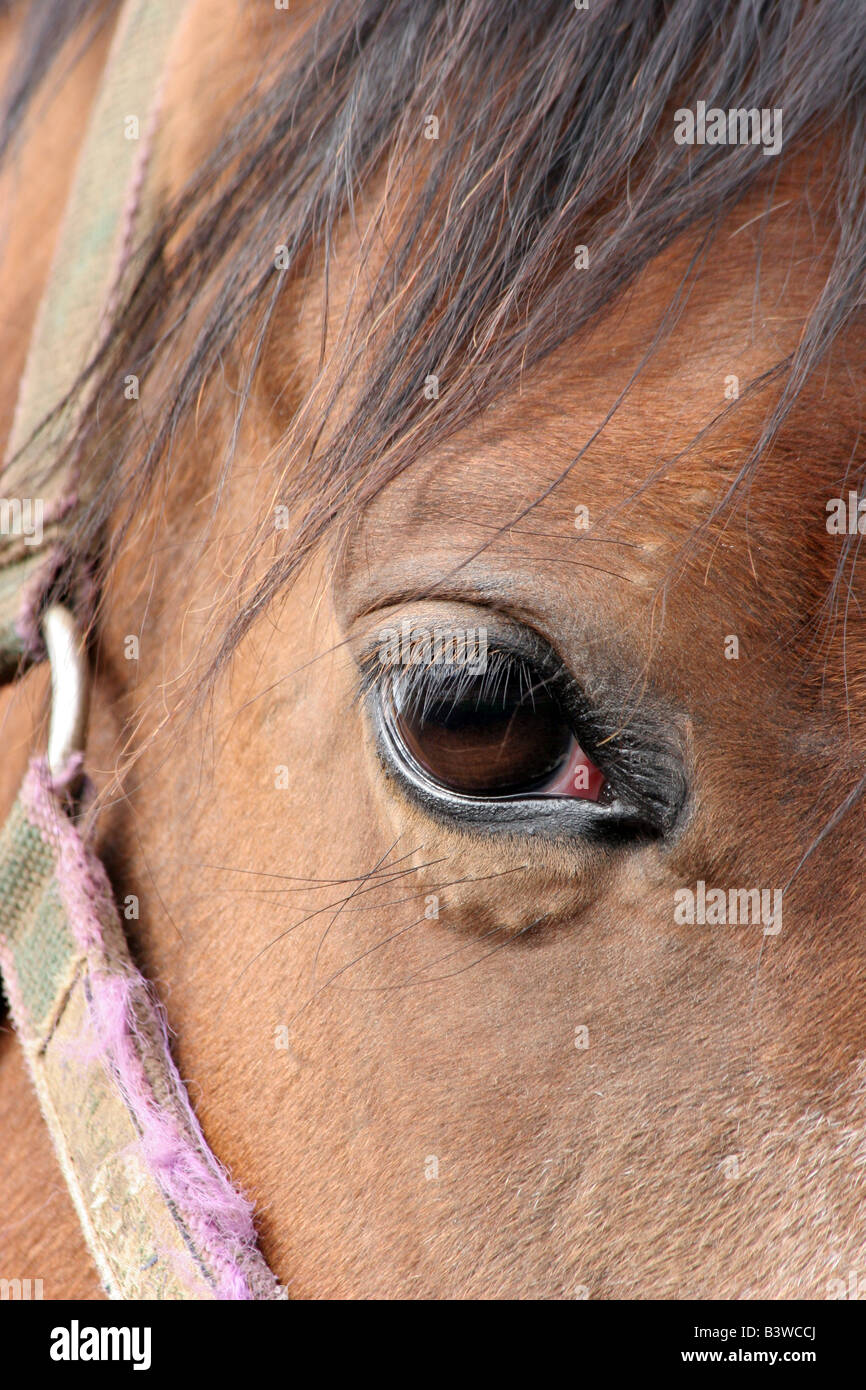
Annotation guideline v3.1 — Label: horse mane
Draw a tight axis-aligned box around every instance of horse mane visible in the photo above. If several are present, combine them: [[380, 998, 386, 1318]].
[[2, 0, 865, 691]]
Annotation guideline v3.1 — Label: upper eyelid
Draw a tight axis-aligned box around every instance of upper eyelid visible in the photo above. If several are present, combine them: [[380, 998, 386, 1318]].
[[353, 615, 569, 690], [353, 639, 568, 723]]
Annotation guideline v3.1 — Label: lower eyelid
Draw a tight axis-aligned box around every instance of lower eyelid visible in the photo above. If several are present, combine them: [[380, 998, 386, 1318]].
[[374, 707, 643, 844]]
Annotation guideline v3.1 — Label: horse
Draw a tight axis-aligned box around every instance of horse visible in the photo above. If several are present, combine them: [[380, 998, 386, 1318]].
[[1, 0, 865, 1299]]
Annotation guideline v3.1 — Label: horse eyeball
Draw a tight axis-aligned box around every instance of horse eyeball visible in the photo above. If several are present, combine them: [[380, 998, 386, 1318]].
[[387, 665, 606, 801]]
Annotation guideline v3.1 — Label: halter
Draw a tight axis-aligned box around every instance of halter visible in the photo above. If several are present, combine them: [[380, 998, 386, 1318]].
[[0, 0, 282, 1299]]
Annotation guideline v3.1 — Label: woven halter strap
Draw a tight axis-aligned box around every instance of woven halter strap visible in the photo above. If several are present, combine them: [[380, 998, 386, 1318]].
[[0, 0, 282, 1300]]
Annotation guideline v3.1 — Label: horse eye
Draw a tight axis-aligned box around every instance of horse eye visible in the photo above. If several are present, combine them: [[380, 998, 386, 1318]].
[[382, 662, 607, 801]]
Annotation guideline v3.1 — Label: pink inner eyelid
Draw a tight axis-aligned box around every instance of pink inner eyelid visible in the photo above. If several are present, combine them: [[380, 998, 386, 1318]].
[[541, 737, 606, 801]]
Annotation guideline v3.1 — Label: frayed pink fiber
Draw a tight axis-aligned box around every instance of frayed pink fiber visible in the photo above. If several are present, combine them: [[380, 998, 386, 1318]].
[[50, 751, 85, 796], [98, 84, 166, 348], [21, 756, 274, 1300], [87, 972, 257, 1300]]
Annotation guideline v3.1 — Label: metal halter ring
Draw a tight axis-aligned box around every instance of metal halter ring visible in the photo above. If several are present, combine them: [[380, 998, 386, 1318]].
[[42, 604, 90, 782]]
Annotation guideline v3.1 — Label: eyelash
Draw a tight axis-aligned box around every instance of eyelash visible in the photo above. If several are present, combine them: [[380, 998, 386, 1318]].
[[358, 644, 560, 721]]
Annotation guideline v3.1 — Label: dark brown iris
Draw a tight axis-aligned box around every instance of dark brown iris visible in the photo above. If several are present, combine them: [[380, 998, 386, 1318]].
[[388, 667, 573, 796]]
